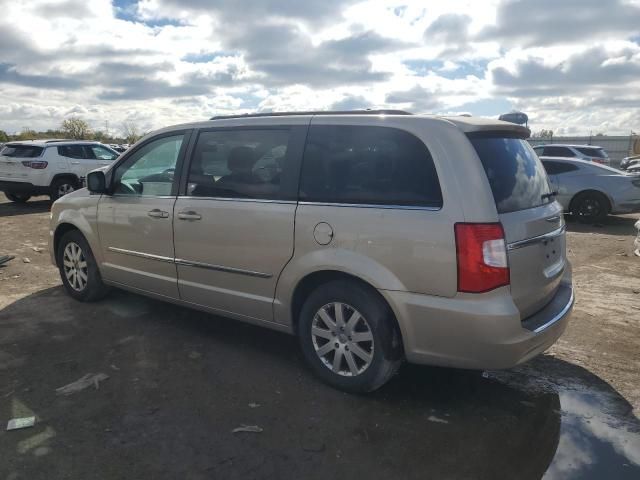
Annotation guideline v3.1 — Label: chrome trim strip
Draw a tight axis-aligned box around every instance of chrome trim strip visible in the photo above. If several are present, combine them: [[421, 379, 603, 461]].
[[107, 247, 174, 263], [177, 196, 296, 205], [533, 288, 574, 333], [175, 258, 272, 278], [507, 225, 566, 251], [298, 201, 441, 211]]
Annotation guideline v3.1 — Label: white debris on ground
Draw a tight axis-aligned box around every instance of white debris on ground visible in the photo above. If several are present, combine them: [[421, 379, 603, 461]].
[[232, 425, 263, 433], [55, 373, 109, 396], [634, 219, 640, 257], [427, 415, 450, 424], [7, 417, 36, 431]]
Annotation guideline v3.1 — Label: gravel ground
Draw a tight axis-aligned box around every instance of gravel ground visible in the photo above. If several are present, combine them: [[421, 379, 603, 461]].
[[1, 193, 639, 479]]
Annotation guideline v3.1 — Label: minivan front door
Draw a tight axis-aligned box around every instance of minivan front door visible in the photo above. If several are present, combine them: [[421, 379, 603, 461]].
[[97, 132, 189, 298], [173, 125, 307, 321]]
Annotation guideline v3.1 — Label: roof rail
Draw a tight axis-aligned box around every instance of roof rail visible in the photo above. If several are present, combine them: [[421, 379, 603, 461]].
[[42, 139, 76, 143], [209, 109, 412, 120]]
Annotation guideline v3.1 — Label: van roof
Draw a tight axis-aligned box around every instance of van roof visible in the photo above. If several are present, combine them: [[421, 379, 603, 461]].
[[156, 111, 530, 137]]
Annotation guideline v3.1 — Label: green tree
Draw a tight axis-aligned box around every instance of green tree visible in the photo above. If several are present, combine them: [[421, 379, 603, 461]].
[[61, 117, 92, 139], [0, 130, 8, 142], [17, 127, 37, 140], [533, 129, 553, 139]]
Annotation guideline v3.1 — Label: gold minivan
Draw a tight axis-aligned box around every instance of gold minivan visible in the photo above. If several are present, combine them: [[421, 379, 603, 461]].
[[50, 111, 574, 392]]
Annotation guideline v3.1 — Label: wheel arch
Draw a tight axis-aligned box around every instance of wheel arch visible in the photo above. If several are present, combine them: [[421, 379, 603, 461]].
[[50, 173, 81, 188], [288, 270, 403, 352]]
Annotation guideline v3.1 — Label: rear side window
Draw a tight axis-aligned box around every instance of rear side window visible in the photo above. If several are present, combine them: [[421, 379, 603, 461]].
[[186, 129, 293, 200], [542, 160, 579, 175], [543, 146, 575, 157], [58, 145, 92, 159], [299, 125, 442, 208], [1, 145, 44, 158], [576, 147, 607, 158], [469, 134, 553, 214]]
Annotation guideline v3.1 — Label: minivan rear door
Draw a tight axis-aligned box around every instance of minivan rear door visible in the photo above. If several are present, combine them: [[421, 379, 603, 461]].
[[469, 134, 566, 319]]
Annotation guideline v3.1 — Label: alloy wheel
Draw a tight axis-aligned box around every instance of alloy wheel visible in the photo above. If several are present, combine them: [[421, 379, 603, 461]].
[[63, 242, 88, 291], [58, 183, 75, 197], [311, 302, 374, 377]]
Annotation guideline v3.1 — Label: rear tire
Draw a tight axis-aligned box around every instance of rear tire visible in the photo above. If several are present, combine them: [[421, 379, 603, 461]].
[[298, 280, 402, 393], [50, 177, 78, 202], [57, 230, 109, 302], [571, 191, 609, 224], [5, 193, 31, 203]]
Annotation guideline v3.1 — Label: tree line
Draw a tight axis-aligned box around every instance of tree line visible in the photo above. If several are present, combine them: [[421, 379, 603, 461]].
[[0, 117, 146, 144]]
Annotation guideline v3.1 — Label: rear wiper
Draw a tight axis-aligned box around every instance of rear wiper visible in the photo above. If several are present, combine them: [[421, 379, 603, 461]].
[[541, 191, 558, 201]]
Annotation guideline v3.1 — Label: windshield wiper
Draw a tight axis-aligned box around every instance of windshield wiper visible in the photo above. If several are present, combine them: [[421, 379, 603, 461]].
[[541, 191, 558, 201]]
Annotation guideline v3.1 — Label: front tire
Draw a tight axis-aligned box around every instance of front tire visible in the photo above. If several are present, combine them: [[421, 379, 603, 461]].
[[57, 230, 109, 302], [298, 280, 402, 393], [5, 193, 31, 203], [571, 191, 609, 224]]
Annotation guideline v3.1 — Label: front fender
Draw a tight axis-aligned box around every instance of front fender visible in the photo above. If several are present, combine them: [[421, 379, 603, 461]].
[[273, 247, 407, 326], [50, 194, 102, 266]]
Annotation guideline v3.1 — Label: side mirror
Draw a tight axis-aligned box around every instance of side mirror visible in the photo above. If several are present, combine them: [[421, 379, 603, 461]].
[[87, 170, 107, 194]]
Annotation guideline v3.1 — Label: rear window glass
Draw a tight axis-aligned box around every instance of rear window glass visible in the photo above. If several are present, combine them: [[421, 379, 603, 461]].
[[300, 125, 442, 207], [576, 147, 607, 158], [1, 145, 44, 158], [542, 146, 575, 157], [469, 135, 553, 214]]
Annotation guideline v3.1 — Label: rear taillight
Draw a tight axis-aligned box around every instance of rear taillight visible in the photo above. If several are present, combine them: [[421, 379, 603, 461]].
[[21, 160, 48, 169], [455, 223, 509, 293], [593, 158, 605, 164]]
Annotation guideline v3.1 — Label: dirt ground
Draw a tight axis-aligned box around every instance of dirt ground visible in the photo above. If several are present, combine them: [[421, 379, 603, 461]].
[[1, 193, 639, 479]]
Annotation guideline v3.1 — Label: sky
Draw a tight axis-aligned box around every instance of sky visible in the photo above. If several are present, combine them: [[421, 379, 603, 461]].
[[0, 0, 639, 136]]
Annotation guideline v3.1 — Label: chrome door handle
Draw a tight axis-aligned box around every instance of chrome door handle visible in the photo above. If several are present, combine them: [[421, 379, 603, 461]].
[[71, 161, 80, 165], [177, 211, 202, 221], [148, 209, 169, 219]]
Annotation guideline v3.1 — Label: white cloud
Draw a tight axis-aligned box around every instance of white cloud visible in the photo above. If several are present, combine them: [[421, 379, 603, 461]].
[[0, 0, 637, 135]]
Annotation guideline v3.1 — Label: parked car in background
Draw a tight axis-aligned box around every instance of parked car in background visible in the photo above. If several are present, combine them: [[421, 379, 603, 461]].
[[533, 144, 611, 165], [620, 154, 640, 171], [541, 157, 640, 223], [49, 111, 573, 393], [0, 140, 119, 203]]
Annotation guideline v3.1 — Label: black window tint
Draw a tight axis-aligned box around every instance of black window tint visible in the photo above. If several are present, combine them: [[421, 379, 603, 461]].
[[299, 125, 442, 207], [576, 147, 607, 158], [187, 129, 291, 199], [58, 145, 86, 159], [469, 135, 552, 214], [543, 161, 579, 175], [1, 145, 43, 158], [543, 146, 575, 157]]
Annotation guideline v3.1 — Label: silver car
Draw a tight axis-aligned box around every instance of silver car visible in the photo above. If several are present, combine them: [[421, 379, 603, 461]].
[[541, 157, 640, 223], [49, 111, 574, 393]]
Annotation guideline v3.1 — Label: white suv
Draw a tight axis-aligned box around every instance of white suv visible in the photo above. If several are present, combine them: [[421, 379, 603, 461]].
[[0, 140, 119, 202], [532, 144, 611, 165]]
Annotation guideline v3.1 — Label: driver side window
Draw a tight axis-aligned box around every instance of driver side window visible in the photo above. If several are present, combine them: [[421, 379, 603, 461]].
[[114, 134, 184, 196]]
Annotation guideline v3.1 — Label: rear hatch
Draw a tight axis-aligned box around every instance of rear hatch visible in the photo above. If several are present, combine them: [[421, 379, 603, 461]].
[[0, 144, 44, 180], [469, 133, 566, 319]]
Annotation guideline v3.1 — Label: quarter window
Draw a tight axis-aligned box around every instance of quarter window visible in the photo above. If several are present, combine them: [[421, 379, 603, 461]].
[[186, 129, 292, 199], [299, 125, 442, 207], [543, 146, 575, 157], [113, 134, 184, 196], [542, 161, 579, 175], [90, 145, 118, 160]]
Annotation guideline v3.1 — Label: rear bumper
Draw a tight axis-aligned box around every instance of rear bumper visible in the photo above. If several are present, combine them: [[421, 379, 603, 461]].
[[381, 266, 573, 370], [0, 180, 49, 196]]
